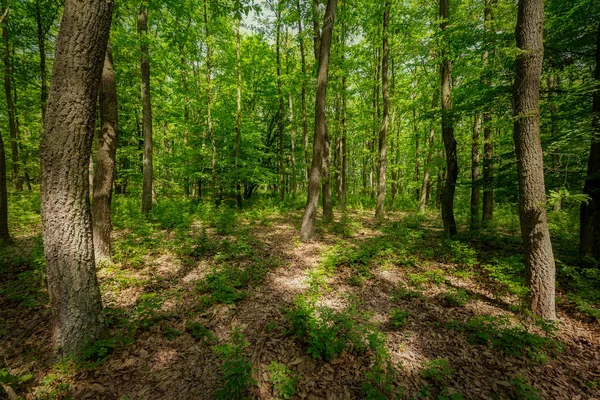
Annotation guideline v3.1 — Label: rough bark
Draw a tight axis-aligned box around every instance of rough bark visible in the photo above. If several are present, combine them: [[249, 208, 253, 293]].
[[139, 2, 153, 214], [580, 22, 600, 263], [92, 43, 118, 264], [2, 5, 21, 191], [470, 113, 481, 230], [513, 0, 556, 320], [40, 0, 113, 356], [300, 0, 337, 241], [375, 1, 390, 221], [440, 0, 458, 237]]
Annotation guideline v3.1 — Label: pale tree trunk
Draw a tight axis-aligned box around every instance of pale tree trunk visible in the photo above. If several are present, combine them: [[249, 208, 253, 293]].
[[580, 22, 600, 263], [93, 43, 118, 264], [139, 2, 153, 214], [276, 2, 285, 201], [300, 0, 337, 241], [375, 1, 390, 221], [440, 0, 458, 237], [513, 0, 556, 320], [2, 5, 21, 191], [235, 18, 243, 208], [482, 0, 495, 224], [296, 0, 310, 186], [40, 0, 112, 356], [470, 113, 481, 230]]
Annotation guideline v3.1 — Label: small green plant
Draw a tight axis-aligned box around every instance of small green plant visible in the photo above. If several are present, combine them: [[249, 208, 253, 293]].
[[80, 337, 119, 366], [439, 240, 478, 268], [213, 329, 256, 400], [421, 358, 454, 385], [391, 283, 424, 302], [331, 214, 362, 238], [509, 376, 541, 400], [390, 308, 408, 329], [268, 362, 298, 399], [163, 325, 181, 340], [0, 368, 33, 387], [134, 292, 165, 328], [187, 322, 214, 342], [444, 289, 469, 307]]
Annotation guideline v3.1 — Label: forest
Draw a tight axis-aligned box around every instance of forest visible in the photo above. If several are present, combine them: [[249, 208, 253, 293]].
[[0, 0, 599, 398]]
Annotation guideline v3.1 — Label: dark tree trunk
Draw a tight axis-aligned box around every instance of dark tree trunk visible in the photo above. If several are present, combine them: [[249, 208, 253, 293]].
[[440, 0, 458, 237], [40, 0, 112, 357], [300, 0, 337, 241], [513, 0, 556, 320], [0, 125, 10, 244], [580, 22, 600, 263], [482, 0, 495, 224], [375, 1, 390, 221], [470, 113, 481, 230], [2, 5, 21, 191], [93, 43, 118, 264], [139, 2, 153, 214]]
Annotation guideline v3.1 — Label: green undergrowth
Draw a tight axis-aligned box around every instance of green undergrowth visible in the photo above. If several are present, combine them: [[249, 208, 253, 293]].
[[213, 329, 256, 400]]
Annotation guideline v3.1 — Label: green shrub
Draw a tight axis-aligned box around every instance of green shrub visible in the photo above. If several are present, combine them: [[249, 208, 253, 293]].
[[509, 376, 541, 400], [390, 308, 408, 329], [268, 362, 297, 399], [444, 289, 469, 307], [213, 329, 256, 400], [421, 358, 454, 385]]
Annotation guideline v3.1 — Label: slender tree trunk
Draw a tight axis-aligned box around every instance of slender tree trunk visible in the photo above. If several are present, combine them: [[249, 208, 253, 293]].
[[470, 113, 481, 230], [296, 0, 310, 186], [322, 126, 333, 222], [300, 0, 337, 241], [419, 91, 438, 213], [440, 0, 458, 237], [547, 73, 561, 211], [0, 125, 10, 244], [236, 18, 243, 208], [513, 0, 556, 320], [203, 0, 216, 201], [35, 1, 48, 121], [92, 43, 118, 264], [312, 0, 321, 61], [482, 0, 495, 224], [413, 76, 420, 201], [289, 93, 297, 198], [139, 2, 153, 214], [580, 22, 600, 263], [3, 5, 21, 191], [340, 22, 348, 211], [40, 0, 112, 357], [375, 1, 390, 221], [276, 2, 285, 201]]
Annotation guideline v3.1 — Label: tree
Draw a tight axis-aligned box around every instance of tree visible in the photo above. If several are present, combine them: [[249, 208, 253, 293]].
[[513, 0, 556, 320], [139, 0, 153, 214], [40, 0, 113, 356], [580, 22, 600, 263], [300, 0, 337, 241], [481, 0, 495, 224], [440, 0, 458, 237], [93, 42, 118, 264], [375, 0, 390, 221]]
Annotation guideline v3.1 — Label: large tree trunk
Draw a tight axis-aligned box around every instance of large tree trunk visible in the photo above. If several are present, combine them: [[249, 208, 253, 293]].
[[139, 2, 153, 214], [470, 113, 481, 230], [2, 5, 21, 191], [93, 43, 118, 264], [482, 0, 495, 224], [40, 0, 112, 356], [375, 1, 390, 221], [300, 0, 337, 241], [276, 2, 285, 201], [440, 0, 458, 237], [513, 0, 556, 320], [296, 0, 310, 186], [580, 22, 600, 263]]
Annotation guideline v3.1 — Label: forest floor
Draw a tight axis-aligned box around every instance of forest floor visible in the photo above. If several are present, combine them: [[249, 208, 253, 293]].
[[1, 198, 600, 399]]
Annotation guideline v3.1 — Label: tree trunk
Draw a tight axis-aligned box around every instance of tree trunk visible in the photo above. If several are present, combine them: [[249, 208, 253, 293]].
[[3, 5, 21, 191], [139, 2, 153, 214], [35, 0, 48, 121], [440, 0, 458, 237], [547, 73, 561, 211], [513, 0, 556, 320], [93, 43, 118, 264], [419, 91, 438, 213], [296, 0, 310, 186], [470, 113, 481, 230], [322, 125, 333, 222], [276, 2, 285, 201], [300, 0, 337, 241], [40, 0, 112, 357], [235, 18, 243, 208], [289, 93, 297, 199], [482, 0, 495, 224], [375, 1, 390, 221], [0, 125, 10, 244], [580, 22, 600, 263], [203, 0, 216, 201], [340, 22, 348, 211]]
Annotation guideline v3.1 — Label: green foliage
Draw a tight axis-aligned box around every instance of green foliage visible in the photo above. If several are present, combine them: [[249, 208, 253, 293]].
[[443, 289, 469, 307], [483, 256, 529, 298], [0, 239, 47, 308], [213, 329, 256, 400], [509, 376, 541, 400], [421, 359, 454, 385], [330, 214, 362, 238], [391, 283, 424, 302], [187, 322, 215, 342], [163, 325, 182, 340], [80, 337, 119, 367], [268, 362, 297, 399], [438, 240, 478, 268], [0, 368, 33, 387], [390, 308, 409, 329]]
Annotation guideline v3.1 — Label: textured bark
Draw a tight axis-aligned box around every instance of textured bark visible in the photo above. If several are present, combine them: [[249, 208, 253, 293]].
[[375, 1, 390, 221], [40, 0, 112, 356], [300, 0, 337, 241], [93, 43, 118, 264], [440, 0, 458, 237], [2, 6, 21, 191], [139, 2, 153, 214], [482, 0, 495, 224], [235, 19, 243, 208], [470, 113, 482, 230], [296, 0, 310, 186], [276, 3, 285, 201], [580, 22, 600, 262], [513, 0, 556, 320]]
